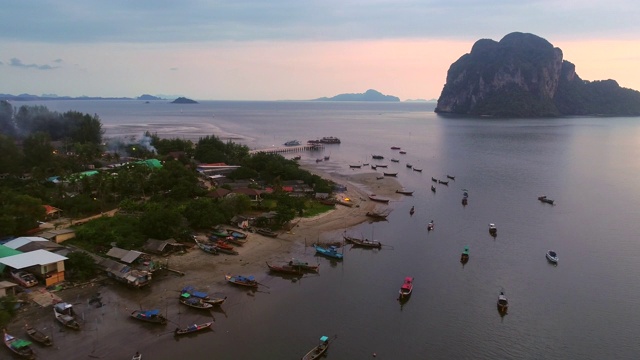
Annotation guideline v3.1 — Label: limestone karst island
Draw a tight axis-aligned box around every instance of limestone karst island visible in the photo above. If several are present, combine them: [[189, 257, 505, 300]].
[[435, 32, 640, 117]]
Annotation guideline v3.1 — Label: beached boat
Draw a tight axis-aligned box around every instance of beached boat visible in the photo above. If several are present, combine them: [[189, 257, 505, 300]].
[[225, 274, 259, 288], [438, 180, 449, 185], [538, 195, 555, 205], [399, 150, 407, 154], [132, 351, 142, 360], [313, 244, 344, 260], [349, 164, 362, 168], [427, 220, 434, 231], [368, 194, 390, 203], [53, 302, 80, 330], [284, 140, 301, 146], [224, 235, 248, 246], [181, 285, 227, 306], [195, 239, 218, 255], [288, 259, 320, 273], [410, 206, 415, 215], [25, 324, 52, 346], [399, 276, 413, 299], [214, 245, 239, 255], [412, 168, 423, 172], [4, 330, 35, 359], [226, 229, 248, 239], [130, 309, 168, 324], [11, 270, 38, 288], [390, 158, 400, 162], [391, 146, 401, 150], [431, 185, 436, 193], [546, 250, 559, 264], [179, 293, 214, 310], [365, 211, 388, 220], [396, 189, 414, 195], [256, 228, 278, 237], [406, 163, 413, 168], [301, 335, 330, 360], [214, 239, 235, 251], [372, 154, 384, 159], [497, 291, 509, 315], [376, 164, 388, 168], [174, 322, 213, 336], [446, 175, 456, 180], [460, 246, 470, 264], [266, 262, 302, 275], [431, 177, 438, 182], [343, 236, 382, 249], [383, 172, 397, 177]]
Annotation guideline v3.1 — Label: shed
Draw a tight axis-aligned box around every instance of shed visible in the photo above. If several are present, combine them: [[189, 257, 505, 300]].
[[143, 239, 185, 256], [0, 281, 18, 298], [39, 229, 76, 243], [105, 247, 144, 264]]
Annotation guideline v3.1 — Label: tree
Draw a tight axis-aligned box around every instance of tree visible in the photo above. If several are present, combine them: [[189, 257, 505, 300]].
[[0, 135, 24, 174], [0, 189, 44, 237], [22, 132, 54, 171], [0, 100, 16, 138], [65, 252, 98, 282]]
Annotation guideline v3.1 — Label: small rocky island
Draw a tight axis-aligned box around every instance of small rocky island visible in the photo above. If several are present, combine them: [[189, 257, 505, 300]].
[[171, 97, 198, 104], [313, 89, 399, 102], [435, 32, 640, 117]]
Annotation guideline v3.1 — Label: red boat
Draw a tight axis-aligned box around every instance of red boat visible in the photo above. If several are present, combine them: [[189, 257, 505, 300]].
[[399, 277, 413, 299]]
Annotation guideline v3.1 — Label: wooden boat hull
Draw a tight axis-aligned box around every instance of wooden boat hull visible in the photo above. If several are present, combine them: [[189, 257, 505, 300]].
[[368, 195, 390, 203], [460, 254, 469, 264], [4, 332, 35, 359], [413, 168, 423, 172], [396, 190, 414, 195], [26, 327, 52, 346], [383, 172, 397, 177], [343, 236, 382, 249], [225, 274, 259, 288], [179, 298, 214, 310], [266, 262, 302, 275], [256, 228, 278, 237], [302, 338, 330, 360], [174, 322, 213, 336], [288, 259, 320, 273]]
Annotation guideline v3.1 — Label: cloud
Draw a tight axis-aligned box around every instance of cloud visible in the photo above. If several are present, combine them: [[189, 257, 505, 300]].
[[9, 58, 58, 70], [53, 58, 63, 63]]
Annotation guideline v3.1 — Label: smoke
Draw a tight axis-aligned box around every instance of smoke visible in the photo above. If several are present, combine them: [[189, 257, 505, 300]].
[[104, 133, 157, 156]]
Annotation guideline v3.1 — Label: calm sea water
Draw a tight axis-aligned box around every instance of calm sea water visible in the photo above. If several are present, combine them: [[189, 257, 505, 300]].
[[21, 100, 640, 359]]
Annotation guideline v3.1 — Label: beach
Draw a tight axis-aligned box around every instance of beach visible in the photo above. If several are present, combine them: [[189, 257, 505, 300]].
[[7, 167, 403, 358]]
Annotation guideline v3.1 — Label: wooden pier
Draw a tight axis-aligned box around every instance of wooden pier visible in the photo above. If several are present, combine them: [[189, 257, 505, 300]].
[[249, 144, 324, 155]]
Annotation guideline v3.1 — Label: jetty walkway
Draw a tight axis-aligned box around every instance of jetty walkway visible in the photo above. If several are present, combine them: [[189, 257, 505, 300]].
[[249, 144, 324, 155]]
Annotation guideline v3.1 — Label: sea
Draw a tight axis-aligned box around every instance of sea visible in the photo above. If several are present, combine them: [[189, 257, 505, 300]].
[[16, 100, 640, 359]]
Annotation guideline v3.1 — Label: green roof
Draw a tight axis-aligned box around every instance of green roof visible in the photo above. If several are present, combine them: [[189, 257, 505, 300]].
[[0, 245, 22, 272], [137, 159, 163, 169]]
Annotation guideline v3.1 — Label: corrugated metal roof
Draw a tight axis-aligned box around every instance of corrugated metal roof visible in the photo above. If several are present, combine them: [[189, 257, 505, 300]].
[[121, 251, 142, 264], [106, 247, 129, 259], [4, 237, 48, 249], [0, 249, 67, 269]]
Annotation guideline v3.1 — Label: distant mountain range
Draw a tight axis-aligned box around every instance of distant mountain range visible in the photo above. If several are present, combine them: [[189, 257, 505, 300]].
[[313, 89, 400, 102], [0, 93, 171, 101]]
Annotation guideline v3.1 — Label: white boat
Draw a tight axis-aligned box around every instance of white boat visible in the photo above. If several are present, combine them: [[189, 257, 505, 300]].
[[427, 221, 434, 231], [489, 223, 497, 235], [284, 140, 301, 146], [546, 250, 559, 264], [132, 352, 142, 360], [53, 302, 80, 330]]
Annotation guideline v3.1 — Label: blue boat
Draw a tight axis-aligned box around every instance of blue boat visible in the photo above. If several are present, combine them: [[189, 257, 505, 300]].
[[314, 244, 344, 260]]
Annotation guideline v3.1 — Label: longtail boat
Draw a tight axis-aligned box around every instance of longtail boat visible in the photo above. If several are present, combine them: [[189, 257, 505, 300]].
[[181, 286, 227, 306], [313, 244, 344, 260], [225, 274, 259, 288], [343, 236, 382, 249], [301, 335, 330, 360], [266, 262, 302, 275], [25, 324, 52, 346], [3, 330, 35, 359], [288, 259, 319, 273], [174, 321, 213, 336], [179, 293, 214, 310], [53, 302, 80, 330], [130, 309, 168, 324]]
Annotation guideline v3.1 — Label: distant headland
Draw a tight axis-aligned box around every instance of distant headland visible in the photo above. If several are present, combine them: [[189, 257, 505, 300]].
[[0, 93, 183, 102], [435, 32, 640, 117], [313, 89, 400, 102]]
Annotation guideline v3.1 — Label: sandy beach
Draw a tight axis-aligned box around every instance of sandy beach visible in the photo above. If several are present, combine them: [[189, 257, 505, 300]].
[[7, 166, 406, 355]]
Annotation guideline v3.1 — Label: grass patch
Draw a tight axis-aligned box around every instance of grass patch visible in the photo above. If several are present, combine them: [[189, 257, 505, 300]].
[[304, 201, 335, 218]]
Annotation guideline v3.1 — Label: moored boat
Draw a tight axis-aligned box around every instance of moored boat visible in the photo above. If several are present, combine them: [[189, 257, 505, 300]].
[[3, 330, 35, 359], [174, 322, 213, 336], [427, 220, 434, 231], [376, 164, 388, 168], [195, 239, 218, 255], [179, 293, 214, 310], [132, 351, 142, 360], [130, 309, 168, 324], [225, 274, 259, 288], [489, 223, 497, 236], [383, 172, 398, 177], [390, 146, 401, 150], [53, 302, 80, 330], [412, 168, 423, 172], [390, 158, 400, 162], [462, 197, 468, 206], [25, 324, 52, 346], [181, 285, 227, 306], [372, 154, 384, 159], [546, 250, 559, 264], [396, 189, 414, 195], [301, 335, 330, 360], [266, 262, 302, 275], [431, 177, 438, 182], [313, 244, 344, 260], [431, 185, 436, 193], [349, 164, 362, 168], [497, 291, 509, 315], [410, 206, 415, 215], [399, 276, 413, 299], [438, 180, 449, 185], [399, 150, 407, 154], [447, 175, 456, 180], [538, 195, 555, 205], [406, 163, 413, 168], [288, 258, 320, 273], [365, 211, 388, 220], [460, 246, 469, 264], [284, 140, 301, 146], [343, 236, 382, 249]]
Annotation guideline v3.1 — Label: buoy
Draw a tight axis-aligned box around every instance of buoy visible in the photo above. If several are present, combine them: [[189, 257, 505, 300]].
[[373, 353, 377, 357]]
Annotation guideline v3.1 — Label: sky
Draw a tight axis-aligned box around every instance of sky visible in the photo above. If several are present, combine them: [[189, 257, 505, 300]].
[[1, 0, 639, 101]]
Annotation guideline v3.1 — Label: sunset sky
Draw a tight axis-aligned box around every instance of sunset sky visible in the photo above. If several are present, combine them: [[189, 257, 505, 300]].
[[1, 1, 639, 101]]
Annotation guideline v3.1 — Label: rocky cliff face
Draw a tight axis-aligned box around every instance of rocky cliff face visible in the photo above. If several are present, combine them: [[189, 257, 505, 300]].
[[435, 32, 640, 117]]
